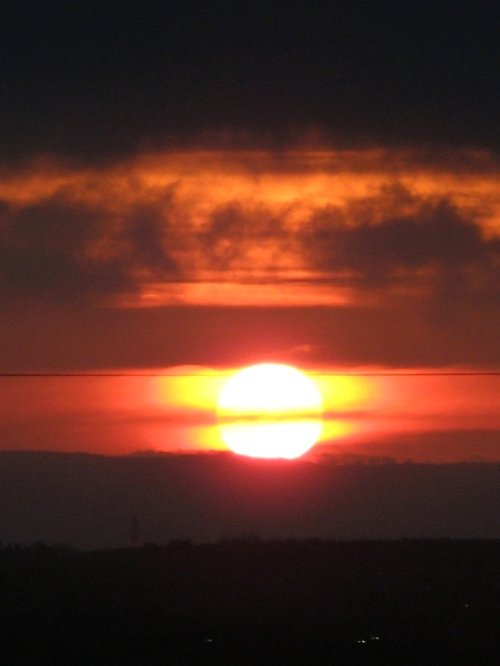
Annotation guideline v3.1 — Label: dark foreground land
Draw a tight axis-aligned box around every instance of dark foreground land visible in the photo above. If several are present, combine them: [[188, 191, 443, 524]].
[[0, 540, 498, 664]]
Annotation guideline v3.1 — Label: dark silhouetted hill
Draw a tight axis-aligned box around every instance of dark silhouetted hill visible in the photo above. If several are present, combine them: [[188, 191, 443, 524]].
[[0, 452, 499, 548]]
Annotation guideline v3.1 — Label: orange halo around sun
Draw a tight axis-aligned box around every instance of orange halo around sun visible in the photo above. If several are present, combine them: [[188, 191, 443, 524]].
[[217, 363, 323, 459]]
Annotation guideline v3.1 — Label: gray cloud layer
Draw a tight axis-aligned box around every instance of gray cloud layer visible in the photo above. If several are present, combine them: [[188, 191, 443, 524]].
[[0, 193, 178, 303], [304, 187, 500, 296]]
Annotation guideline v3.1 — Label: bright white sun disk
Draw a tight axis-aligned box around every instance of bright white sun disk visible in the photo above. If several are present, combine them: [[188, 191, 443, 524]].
[[217, 363, 323, 459]]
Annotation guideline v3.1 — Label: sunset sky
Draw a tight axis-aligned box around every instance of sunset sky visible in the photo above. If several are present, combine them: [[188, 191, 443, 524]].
[[1, 2, 499, 463]]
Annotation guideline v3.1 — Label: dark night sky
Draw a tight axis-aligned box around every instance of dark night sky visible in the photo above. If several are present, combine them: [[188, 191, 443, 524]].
[[2, 1, 500, 162]]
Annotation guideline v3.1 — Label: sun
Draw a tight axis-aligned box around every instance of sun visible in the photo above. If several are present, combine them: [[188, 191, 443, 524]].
[[217, 363, 323, 459]]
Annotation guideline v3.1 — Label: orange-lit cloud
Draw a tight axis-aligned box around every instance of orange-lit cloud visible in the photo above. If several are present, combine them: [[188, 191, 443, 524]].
[[1, 148, 499, 308]]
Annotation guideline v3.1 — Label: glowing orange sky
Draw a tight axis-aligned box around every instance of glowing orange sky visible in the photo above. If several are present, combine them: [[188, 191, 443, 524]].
[[1, 370, 499, 462]]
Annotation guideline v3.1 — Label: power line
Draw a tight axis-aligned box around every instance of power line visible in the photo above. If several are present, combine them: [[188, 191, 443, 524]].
[[1, 372, 500, 378]]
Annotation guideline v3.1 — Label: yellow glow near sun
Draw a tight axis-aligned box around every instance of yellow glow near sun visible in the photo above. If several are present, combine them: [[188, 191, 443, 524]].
[[217, 363, 323, 459]]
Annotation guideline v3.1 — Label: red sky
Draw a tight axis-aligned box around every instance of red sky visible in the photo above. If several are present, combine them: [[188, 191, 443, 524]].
[[1, 147, 499, 461]]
